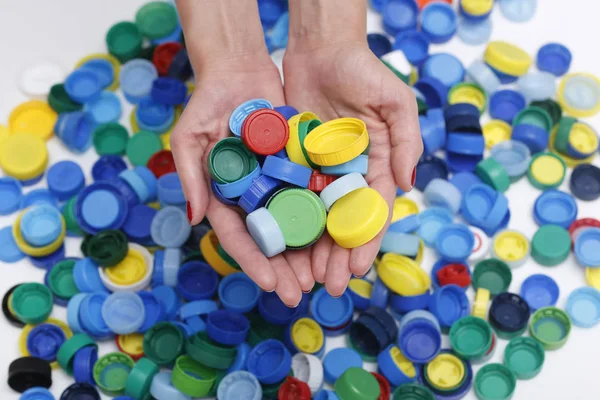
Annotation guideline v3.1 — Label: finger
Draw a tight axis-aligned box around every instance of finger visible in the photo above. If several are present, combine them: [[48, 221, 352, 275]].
[[207, 198, 278, 292], [271, 254, 303, 307], [311, 233, 333, 284], [325, 244, 352, 297], [284, 249, 315, 293]]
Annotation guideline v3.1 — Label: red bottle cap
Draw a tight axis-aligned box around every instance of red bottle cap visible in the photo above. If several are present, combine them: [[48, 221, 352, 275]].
[[153, 42, 183, 76], [371, 372, 391, 400], [569, 218, 600, 249], [437, 263, 471, 288], [278, 376, 311, 400], [242, 109, 289, 156], [147, 150, 177, 178], [308, 171, 336, 193]]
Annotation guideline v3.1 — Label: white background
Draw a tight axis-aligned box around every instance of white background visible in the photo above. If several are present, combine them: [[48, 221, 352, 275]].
[[0, 0, 599, 399]]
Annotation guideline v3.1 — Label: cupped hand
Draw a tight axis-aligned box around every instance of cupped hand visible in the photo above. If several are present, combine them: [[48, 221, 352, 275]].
[[283, 42, 424, 297], [171, 59, 314, 307]]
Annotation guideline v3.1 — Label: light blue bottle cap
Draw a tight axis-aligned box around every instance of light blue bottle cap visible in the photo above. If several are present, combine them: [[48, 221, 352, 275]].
[[0, 226, 25, 263], [517, 72, 557, 102], [457, 17, 492, 46], [448, 172, 483, 197], [0, 177, 22, 215], [219, 272, 260, 314], [64, 67, 103, 103], [152, 285, 181, 321], [67, 293, 87, 334], [499, 0, 537, 22], [435, 223, 475, 262], [421, 53, 464, 88], [20, 387, 55, 400], [101, 291, 145, 334], [216, 165, 262, 198], [150, 371, 192, 400], [490, 140, 531, 179], [119, 59, 158, 104], [151, 206, 192, 248], [21, 189, 59, 210], [229, 98, 273, 136], [119, 169, 150, 204], [20, 205, 63, 247], [79, 292, 112, 339], [566, 287, 600, 328], [380, 231, 420, 257], [270, 12, 289, 50], [54, 110, 96, 152], [520, 274, 559, 312], [151, 23, 182, 45], [73, 258, 107, 293], [423, 178, 462, 215], [136, 97, 174, 126], [179, 300, 219, 321], [399, 309, 441, 332], [134, 166, 158, 200], [533, 190, 578, 229], [227, 342, 252, 373], [217, 371, 262, 400], [322, 348, 363, 384], [382, 0, 419, 36], [135, 108, 175, 134], [420, 2, 457, 44], [321, 155, 368, 176], [417, 207, 453, 247], [47, 161, 85, 202], [74, 182, 128, 234], [574, 228, 600, 267], [429, 285, 469, 328], [388, 214, 420, 234], [467, 61, 501, 94], [163, 248, 182, 287], [246, 207, 286, 258], [84, 91, 122, 124], [80, 58, 114, 89], [393, 29, 430, 65]]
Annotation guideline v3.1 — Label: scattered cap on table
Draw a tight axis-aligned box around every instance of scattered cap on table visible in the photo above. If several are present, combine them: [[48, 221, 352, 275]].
[[504, 336, 545, 380], [0, 177, 22, 215], [528, 152, 566, 190], [20, 205, 63, 248], [489, 90, 526, 124], [421, 53, 464, 88], [247, 339, 292, 385], [489, 293, 531, 335], [378, 253, 430, 296], [529, 306, 572, 350], [20, 387, 55, 400], [392, 383, 435, 400], [537, 42, 571, 77], [151, 206, 191, 248], [570, 164, 600, 201], [218, 272, 259, 314], [472, 288, 491, 319], [126, 130, 162, 166], [565, 287, 600, 328], [492, 230, 530, 269], [557, 73, 600, 118], [119, 59, 156, 102], [0, 226, 25, 263], [217, 371, 262, 400], [106, 22, 143, 63], [143, 322, 184, 366], [533, 190, 577, 229], [11, 283, 53, 324], [419, 1, 457, 44], [449, 316, 493, 359], [47, 161, 85, 201], [74, 182, 128, 235], [484, 41, 532, 77], [434, 224, 474, 262], [93, 123, 129, 156], [334, 367, 380, 400], [8, 356, 52, 393], [101, 292, 145, 335], [323, 348, 363, 384], [472, 259, 512, 296], [392, 30, 430, 66], [483, 120, 512, 149], [416, 207, 453, 247], [474, 363, 516, 400], [0, 133, 48, 181], [574, 228, 600, 267], [92, 155, 127, 182], [382, 0, 419, 35], [531, 225, 571, 267]]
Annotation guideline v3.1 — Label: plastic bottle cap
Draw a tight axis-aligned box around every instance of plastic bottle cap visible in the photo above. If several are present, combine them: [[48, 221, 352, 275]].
[[323, 348, 363, 384], [93, 123, 129, 155], [241, 109, 289, 155], [557, 73, 600, 118], [531, 224, 571, 267], [472, 259, 512, 296], [92, 352, 135, 396], [208, 137, 258, 184], [466, 60, 501, 94], [483, 120, 511, 149], [150, 206, 191, 248], [74, 182, 128, 234], [290, 353, 324, 395], [334, 367, 380, 400], [142, 322, 184, 366], [537, 42, 572, 77], [468, 226, 490, 264], [101, 292, 145, 335], [205, 310, 249, 346], [310, 287, 354, 329], [378, 253, 430, 296], [0, 133, 48, 181], [218, 272, 260, 314], [423, 178, 461, 215], [0, 177, 22, 215], [176, 261, 218, 301], [530, 306, 571, 351], [20, 387, 55, 400], [319, 172, 368, 211], [504, 337, 545, 380], [533, 190, 577, 228], [391, 197, 419, 223], [426, 353, 465, 390], [448, 83, 487, 114], [19, 62, 65, 99], [392, 30, 430, 66], [421, 53, 464, 88], [116, 333, 144, 360], [72, 345, 97, 385], [24, 322, 67, 362], [489, 293, 531, 335], [126, 131, 163, 166], [56, 334, 97, 374], [247, 339, 292, 385], [303, 118, 369, 166], [229, 99, 274, 136], [565, 287, 600, 328], [416, 207, 453, 247], [99, 244, 153, 292], [575, 228, 600, 267], [474, 364, 516, 400], [8, 357, 52, 393], [434, 263, 471, 289], [382, 0, 419, 35], [290, 318, 325, 354], [490, 140, 531, 180], [450, 316, 492, 359], [367, 33, 392, 58], [492, 230, 530, 268], [84, 91, 122, 125], [472, 288, 490, 319], [47, 160, 85, 202], [434, 224, 474, 262], [135, 1, 178, 39], [429, 284, 469, 327], [91, 155, 127, 182], [11, 282, 53, 324], [489, 90, 526, 124], [419, 2, 457, 44], [484, 41, 532, 76], [565, 122, 599, 160], [0, 226, 25, 263], [217, 371, 262, 400], [78, 58, 115, 90], [19, 206, 63, 248]]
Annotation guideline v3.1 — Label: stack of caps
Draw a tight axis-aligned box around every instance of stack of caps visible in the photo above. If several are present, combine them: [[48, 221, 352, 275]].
[[419, 349, 473, 397], [511, 106, 554, 154], [12, 205, 66, 260], [349, 307, 398, 359], [428, 284, 470, 331], [552, 116, 599, 165], [419, 108, 446, 156], [461, 184, 510, 236], [397, 310, 442, 364], [484, 41, 532, 84], [444, 103, 485, 173]]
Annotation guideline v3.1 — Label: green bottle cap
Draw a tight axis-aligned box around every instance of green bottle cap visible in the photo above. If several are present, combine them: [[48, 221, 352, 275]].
[[474, 364, 516, 400], [135, 2, 179, 40], [554, 116, 577, 154], [475, 158, 511, 193], [47, 259, 79, 301], [472, 259, 512, 296], [62, 196, 84, 236], [217, 244, 241, 270], [139, 45, 158, 62], [88, 229, 128, 267], [261, 371, 293, 400], [530, 99, 563, 127], [207, 369, 228, 398], [267, 188, 327, 248], [81, 234, 93, 257], [391, 383, 435, 400], [93, 352, 135, 397], [185, 331, 237, 370], [10, 283, 53, 325], [125, 357, 159, 400], [417, 97, 428, 116], [529, 306, 572, 350], [48, 83, 83, 113], [171, 355, 217, 397], [143, 322, 184, 366], [208, 137, 258, 184], [57, 334, 97, 374], [247, 313, 285, 347], [513, 106, 553, 131], [94, 123, 130, 156], [106, 21, 143, 63], [298, 120, 321, 169], [449, 316, 493, 360], [334, 367, 381, 400], [126, 131, 163, 166], [504, 337, 545, 380], [531, 225, 571, 266]]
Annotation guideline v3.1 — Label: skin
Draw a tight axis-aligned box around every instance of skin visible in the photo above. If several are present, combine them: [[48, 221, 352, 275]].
[[172, 0, 423, 306]]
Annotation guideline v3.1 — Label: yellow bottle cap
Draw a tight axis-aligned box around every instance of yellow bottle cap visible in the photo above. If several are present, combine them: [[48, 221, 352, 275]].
[[161, 132, 171, 151], [549, 127, 595, 168], [377, 253, 430, 296], [415, 238, 425, 265], [493, 230, 529, 267], [8, 101, 57, 141], [410, 67, 419, 86], [286, 112, 320, 167], [186, 82, 195, 96], [327, 187, 389, 249], [472, 288, 490, 319], [461, 0, 493, 15], [568, 122, 598, 155], [0, 133, 49, 181], [0, 124, 10, 149], [557, 73, 600, 118], [19, 318, 73, 369], [349, 278, 373, 299], [147, 201, 161, 210], [391, 197, 419, 223], [304, 118, 369, 166], [483, 120, 512, 149], [117, 333, 145, 359], [426, 353, 465, 390], [586, 268, 600, 290], [448, 83, 487, 114], [75, 53, 121, 91], [13, 209, 65, 257], [484, 41, 532, 77], [389, 345, 416, 378], [200, 230, 238, 276], [106, 248, 147, 285], [529, 152, 566, 188], [291, 317, 324, 354]]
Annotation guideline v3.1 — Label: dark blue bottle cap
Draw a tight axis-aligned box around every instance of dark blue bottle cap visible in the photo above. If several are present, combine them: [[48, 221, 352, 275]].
[[273, 105, 299, 120], [428, 285, 469, 328], [176, 261, 219, 301], [444, 103, 479, 121], [414, 155, 448, 192], [47, 161, 85, 202], [152, 249, 165, 287], [390, 291, 431, 314], [21, 387, 55, 400], [367, 33, 392, 58], [151, 285, 181, 321], [0, 177, 22, 215], [72, 346, 97, 385], [109, 177, 140, 207], [227, 342, 252, 373], [136, 97, 174, 127], [322, 348, 363, 384], [157, 172, 185, 206], [258, 291, 301, 325], [134, 166, 158, 201], [178, 300, 218, 321], [138, 291, 166, 333], [398, 319, 441, 363], [310, 287, 354, 329], [167, 49, 193, 82], [364, 307, 398, 341], [78, 292, 113, 339], [537, 43, 572, 77], [370, 0, 387, 13], [218, 272, 260, 314], [420, 1, 457, 44], [122, 204, 156, 243], [489, 90, 526, 124], [65, 68, 103, 103], [449, 172, 483, 197], [0, 226, 24, 263], [91, 155, 127, 182], [74, 181, 128, 235], [29, 245, 65, 270], [262, 156, 312, 188], [445, 114, 482, 133], [435, 223, 474, 262], [238, 173, 281, 213], [414, 77, 448, 108], [151, 206, 191, 248], [211, 179, 239, 206], [447, 133, 485, 155], [26, 323, 66, 362], [73, 258, 107, 293], [151, 77, 187, 106], [520, 274, 559, 312], [60, 383, 100, 400], [393, 29, 430, 65], [533, 190, 578, 228], [350, 314, 390, 356], [570, 164, 600, 201], [370, 278, 390, 309], [382, 0, 419, 36], [421, 53, 464, 88], [206, 310, 250, 346], [20, 189, 59, 209], [247, 339, 292, 384], [489, 292, 530, 332]]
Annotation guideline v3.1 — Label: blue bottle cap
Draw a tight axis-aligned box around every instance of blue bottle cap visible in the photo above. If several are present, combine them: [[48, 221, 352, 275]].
[[227, 342, 252, 373], [119, 170, 149, 204], [157, 172, 185, 206], [315, 390, 340, 400], [421, 53, 465, 89], [84, 91, 122, 124], [20, 205, 63, 247], [566, 287, 600, 328], [417, 207, 453, 247], [74, 182, 128, 235], [138, 291, 166, 333], [446, 115, 482, 134], [216, 165, 262, 199], [258, 0, 284, 28], [350, 313, 390, 356], [420, 2, 457, 44], [489, 292, 531, 333], [167, 49, 193, 82], [414, 156, 448, 192], [570, 164, 600, 201], [461, 183, 497, 224], [398, 319, 441, 363], [533, 190, 578, 228], [435, 224, 474, 262], [420, 116, 443, 156], [273, 105, 299, 120], [119, 59, 157, 104], [457, 17, 492, 46], [262, 156, 312, 188], [423, 178, 462, 215], [364, 307, 399, 341], [367, 33, 392, 58], [122, 204, 156, 243], [217, 370, 262, 400], [29, 244, 65, 270], [489, 90, 526, 124], [219, 272, 260, 314], [151, 206, 191, 248], [20, 189, 59, 210], [489, 140, 531, 180], [151, 77, 187, 106], [487, 63, 519, 84], [67, 293, 87, 334], [101, 291, 145, 334], [163, 248, 181, 287], [382, 0, 419, 36], [388, 213, 420, 234], [21, 387, 55, 400], [79, 292, 113, 339], [91, 155, 127, 182], [537, 43, 571, 77], [65, 68, 103, 103], [377, 344, 418, 387], [0, 177, 22, 215], [73, 258, 106, 293], [444, 103, 479, 121], [519, 72, 557, 102], [311, 287, 354, 329], [72, 345, 97, 385], [447, 133, 485, 156], [270, 12, 289, 50], [499, 0, 537, 23], [151, 22, 182, 45], [211, 179, 239, 206], [428, 285, 469, 328], [109, 176, 140, 207], [414, 77, 448, 108], [178, 300, 218, 321], [176, 261, 219, 301], [80, 58, 114, 89], [520, 274, 559, 312], [135, 166, 158, 200], [381, 231, 420, 257], [431, 259, 471, 291], [390, 291, 431, 314], [247, 339, 292, 384], [321, 155, 369, 176], [574, 228, 600, 267], [184, 315, 205, 335], [151, 285, 181, 321], [347, 279, 373, 311], [152, 249, 165, 287], [0, 226, 23, 263], [238, 175, 282, 214], [55, 111, 96, 153], [206, 310, 250, 346], [258, 291, 301, 325], [449, 172, 483, 197], [229, 99, 274, 136], [26, 323, 66, 361], [393, 29, 430, 65], [136, 97, 174, 127], [47, 161, 85, 202], [322, 348, 363, 384]]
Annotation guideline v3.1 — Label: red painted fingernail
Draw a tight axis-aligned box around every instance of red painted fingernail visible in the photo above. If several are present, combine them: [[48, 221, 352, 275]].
[[186, 201, 193, 224], [410, 166, 417, 189]]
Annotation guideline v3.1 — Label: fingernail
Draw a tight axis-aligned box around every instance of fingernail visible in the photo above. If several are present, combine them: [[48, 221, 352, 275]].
[[186, 201, 193, 225], [410, 166, 417, 190], [354, 274, 365, 279]]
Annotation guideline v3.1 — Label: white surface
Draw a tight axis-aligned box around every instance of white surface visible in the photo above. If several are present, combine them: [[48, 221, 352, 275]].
[[0, 1, 600, 399]]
